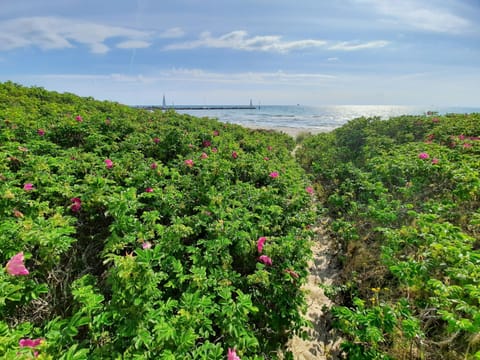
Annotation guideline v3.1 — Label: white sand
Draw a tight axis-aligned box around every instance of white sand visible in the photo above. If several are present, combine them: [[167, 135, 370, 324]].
[[242, 124, 331, 138]]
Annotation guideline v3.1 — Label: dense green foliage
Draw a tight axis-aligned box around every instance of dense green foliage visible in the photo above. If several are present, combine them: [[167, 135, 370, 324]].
[[297, 113, 480, 359], [0, 82, 316, 359]]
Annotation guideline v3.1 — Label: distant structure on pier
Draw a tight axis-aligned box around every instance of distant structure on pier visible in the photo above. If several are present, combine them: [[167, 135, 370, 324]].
[[142, 96, 257, 111]]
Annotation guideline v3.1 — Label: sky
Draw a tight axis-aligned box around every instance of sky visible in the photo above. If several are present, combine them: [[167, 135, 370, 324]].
[[1, 0, 479, 106]]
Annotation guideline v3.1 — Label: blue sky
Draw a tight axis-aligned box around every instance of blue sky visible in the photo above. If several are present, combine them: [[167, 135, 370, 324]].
[[1, 0, 479, 106]]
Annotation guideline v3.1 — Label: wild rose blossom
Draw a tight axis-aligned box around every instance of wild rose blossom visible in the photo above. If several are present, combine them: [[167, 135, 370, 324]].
[[213, 130, 220, 136], [418, 152, 429, 159], [232, 151, 238, 159], [153, 137, 160, 144], [258, 255, 273, 266], [145, 187, 154, 193], [70, 197, 82, 212], [37, 129, 45, 136], [142, 241, 152, 250], [432, 158, 439, 165], [257, 237, 266, 253], [200, 152, 209, 159], [19, 338, 42, 358], [105, 159, 113, 169], [202, 140, 211, 147], [6, 252, 29, 276], [269, 171, 279, 178], [211, 147, 218, 153], [306, 186, 314, 194], [19, 338, 42, 348], [227, 348, 241, 360], [184, 159, 194, 167], [150, 162, 158, 169], [75, 115, 83, 122], [23, 183, 34, 191]]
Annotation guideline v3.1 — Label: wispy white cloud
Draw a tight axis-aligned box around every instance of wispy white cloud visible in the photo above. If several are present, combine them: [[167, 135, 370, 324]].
[[164, 30, 327, 53], [328, 40, 389, 51], [116, 40, 151, 49], [0, 16, 152, 53], [159, 27, 185, 39], [165, 30, 389, 53], [356, 0, 471, 34]]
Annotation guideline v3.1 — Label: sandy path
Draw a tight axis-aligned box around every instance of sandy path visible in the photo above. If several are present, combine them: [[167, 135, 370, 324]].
[[283, 223, 343, 360]]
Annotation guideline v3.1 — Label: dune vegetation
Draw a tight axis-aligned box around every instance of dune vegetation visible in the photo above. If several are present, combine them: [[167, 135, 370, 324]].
[[0, 82, 315, 359], [296, 113, 480, 359], [1, 82, 479, 359]]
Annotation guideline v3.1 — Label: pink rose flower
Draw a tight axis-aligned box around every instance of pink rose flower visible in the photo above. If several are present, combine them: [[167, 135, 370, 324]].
[[37, 129, 45, 136], [184, 159, 194, 167], [227, 348, 241, 360], [150, 162, 158, 169], [232, 151, 238, 159], [6, 252, 29, 276], [75, 115, 83, 122], [70, 197, 82, 212], [306, 186, 314, 194], [200, 152, 209, 159], [19, 338, 42, 348], [211, 147, 218, 153], [258, 255, 273, 266], [153, 137, 160, 144], [23, 183, 34, 191], [105, 159, 113, 169], [269, 171, 279, 178], [432, 158, 439, 165], [145, 187, 154, 193], [418, 152, 429, 160], [257, 237, 266, 253]]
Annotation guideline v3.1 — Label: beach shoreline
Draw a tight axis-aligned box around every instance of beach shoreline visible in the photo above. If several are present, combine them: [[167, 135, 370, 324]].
[[240, 124, 331, 138]]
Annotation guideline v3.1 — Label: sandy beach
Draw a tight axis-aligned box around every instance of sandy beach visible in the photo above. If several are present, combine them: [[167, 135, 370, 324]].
[[242, 124, 331, 138]]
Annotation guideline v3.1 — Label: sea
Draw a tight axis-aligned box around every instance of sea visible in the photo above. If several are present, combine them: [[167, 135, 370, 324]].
[[175, 105, 480, 133]]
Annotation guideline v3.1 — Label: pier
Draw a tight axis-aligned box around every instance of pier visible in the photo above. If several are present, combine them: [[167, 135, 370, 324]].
[[135, 105, 256, 111]]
